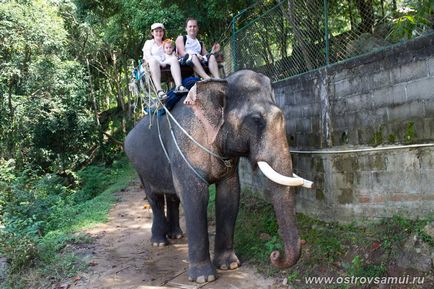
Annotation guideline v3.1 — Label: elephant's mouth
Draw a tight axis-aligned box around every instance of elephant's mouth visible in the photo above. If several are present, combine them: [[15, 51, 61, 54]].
[[257, 161, 313, 188]]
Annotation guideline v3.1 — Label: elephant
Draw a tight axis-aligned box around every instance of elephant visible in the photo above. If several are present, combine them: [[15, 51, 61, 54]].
[[124, 70, 312, 283]]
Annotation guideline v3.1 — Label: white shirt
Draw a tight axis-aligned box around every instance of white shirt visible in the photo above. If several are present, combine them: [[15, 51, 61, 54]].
[[142, 39, 164, 62], [184, 35, 202, 55]]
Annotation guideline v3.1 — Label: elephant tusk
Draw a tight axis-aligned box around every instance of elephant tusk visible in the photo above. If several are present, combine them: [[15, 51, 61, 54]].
[[257, 161, 313, 188], [293, 173, 314, 189]]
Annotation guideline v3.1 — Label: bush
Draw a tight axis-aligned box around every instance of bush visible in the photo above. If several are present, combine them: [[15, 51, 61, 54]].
[[0, 231, 39, 273], [0, 157, 134, 282]]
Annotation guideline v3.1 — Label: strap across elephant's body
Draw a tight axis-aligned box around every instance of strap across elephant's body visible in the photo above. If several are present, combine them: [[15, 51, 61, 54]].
[[155, 102, 233, 185], [156, 114, 171, 164]]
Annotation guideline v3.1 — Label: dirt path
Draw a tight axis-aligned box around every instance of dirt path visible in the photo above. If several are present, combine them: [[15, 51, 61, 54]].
[[68, 180, 281, 289]]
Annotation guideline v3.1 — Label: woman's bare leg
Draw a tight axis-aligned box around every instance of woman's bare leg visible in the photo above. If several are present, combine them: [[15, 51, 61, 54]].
[[167, 56, 183, 87], [148, 58, 163, 91]]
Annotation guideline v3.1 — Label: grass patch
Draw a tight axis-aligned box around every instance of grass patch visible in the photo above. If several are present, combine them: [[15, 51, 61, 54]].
[[232, 191, 434, 287], [234, 194, 280, 267], [0, 158, 137, 288]]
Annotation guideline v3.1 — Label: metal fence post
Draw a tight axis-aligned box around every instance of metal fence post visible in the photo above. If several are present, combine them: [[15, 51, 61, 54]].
[[230, 6, 255, 72]]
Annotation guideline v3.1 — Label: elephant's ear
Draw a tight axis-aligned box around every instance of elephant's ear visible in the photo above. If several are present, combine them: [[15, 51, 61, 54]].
[[185, 79, 227, 144]]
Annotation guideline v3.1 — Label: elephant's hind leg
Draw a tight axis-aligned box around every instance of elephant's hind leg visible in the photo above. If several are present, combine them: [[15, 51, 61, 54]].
[[145, 188, 170, 246], [166, 194, 183, 239]]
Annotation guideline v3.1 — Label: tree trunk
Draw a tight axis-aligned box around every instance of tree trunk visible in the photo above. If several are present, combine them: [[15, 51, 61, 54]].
[[86, 57, 100, 126], [391, 0, 398, 18], [304, 0, 323, 66], [278, 9, 288, 58], [380, 0, 385, 18], [86, 56, 105, 160], [7, 79, 15, 158], [286, 0, 314, 70], [112, 51, 125, 111], [355, 0, 374, 34], [124, 58, 132, 120]]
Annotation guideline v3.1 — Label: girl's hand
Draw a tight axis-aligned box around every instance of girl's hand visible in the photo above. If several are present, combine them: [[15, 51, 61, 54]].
[[211, 43, 220, 53]]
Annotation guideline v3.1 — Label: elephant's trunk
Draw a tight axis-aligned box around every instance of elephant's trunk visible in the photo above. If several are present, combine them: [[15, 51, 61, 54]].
[[269, 188, 301, 268]]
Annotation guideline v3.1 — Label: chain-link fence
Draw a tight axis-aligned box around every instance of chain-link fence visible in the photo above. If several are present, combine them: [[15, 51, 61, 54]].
[[221, 0, 434, 82]]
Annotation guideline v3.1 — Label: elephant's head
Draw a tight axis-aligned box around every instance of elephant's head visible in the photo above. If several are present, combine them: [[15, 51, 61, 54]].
[[185, 70, 312, 269]]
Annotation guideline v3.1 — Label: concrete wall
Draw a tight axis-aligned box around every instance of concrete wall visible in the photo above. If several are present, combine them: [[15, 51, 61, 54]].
[[240, 33, 434, 223]]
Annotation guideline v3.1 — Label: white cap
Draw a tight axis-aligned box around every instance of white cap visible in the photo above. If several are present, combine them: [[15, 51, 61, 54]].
[[151, 23, 165, 31]]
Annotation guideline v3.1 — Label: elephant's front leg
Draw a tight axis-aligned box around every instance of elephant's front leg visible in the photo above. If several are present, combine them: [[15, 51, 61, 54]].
[[174, 175, 216, 283], [213, 172, 241, 270]]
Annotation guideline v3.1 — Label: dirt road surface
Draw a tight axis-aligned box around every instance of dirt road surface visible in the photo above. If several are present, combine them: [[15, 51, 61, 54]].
[[68, 180, 283, 289]]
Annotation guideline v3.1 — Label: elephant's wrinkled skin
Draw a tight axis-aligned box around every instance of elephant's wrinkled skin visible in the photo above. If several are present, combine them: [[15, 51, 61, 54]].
[[124, 70, 302, 283]]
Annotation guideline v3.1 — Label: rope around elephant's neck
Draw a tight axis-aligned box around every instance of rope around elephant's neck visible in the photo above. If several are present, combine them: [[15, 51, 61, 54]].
[[160, 103, 233, 168], [165, 111, 209, 184], [156, 115, 171, 163]]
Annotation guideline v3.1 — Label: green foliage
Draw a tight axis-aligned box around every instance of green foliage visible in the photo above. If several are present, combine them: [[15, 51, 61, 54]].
[[342, 255, 386, 282], [388, 0, 434, 41], [344, 255, 362, 276], [370, 126, 384, 146], [0, 0, 101, 173], [387, 133, 397, 143], [0, 159, 16, 212], [377, 215, 412, 250], [234, 194, 282, 265], [0, 157, 135, 286], [298, 215, 346, 263], [234, 197, 346, 266], [207, 184, 216, 216], [0, 230, 39, 272], [234, 192, 432, 286], [287, 270, 300, 283], [376, 214, 434, 250], [405, 121, 416, 143]]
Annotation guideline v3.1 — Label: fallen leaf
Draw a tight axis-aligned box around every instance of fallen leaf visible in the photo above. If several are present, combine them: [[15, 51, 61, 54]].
[[89, 260, 98, 266], [371, 241, 381, 250]]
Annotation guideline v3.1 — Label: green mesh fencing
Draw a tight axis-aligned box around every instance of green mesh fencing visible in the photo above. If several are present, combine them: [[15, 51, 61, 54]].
[[221, 0, 434, 82]]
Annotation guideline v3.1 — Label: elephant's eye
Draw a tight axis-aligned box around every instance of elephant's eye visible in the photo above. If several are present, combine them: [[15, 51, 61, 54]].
[[250, 113, 266, 129]]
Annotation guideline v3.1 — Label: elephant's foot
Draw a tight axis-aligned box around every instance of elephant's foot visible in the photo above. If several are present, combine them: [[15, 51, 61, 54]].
[[188, 263, 216, 283], [150, 236, 169, 247], [167, 227, 184, 240], [213, 250, 240, 270]]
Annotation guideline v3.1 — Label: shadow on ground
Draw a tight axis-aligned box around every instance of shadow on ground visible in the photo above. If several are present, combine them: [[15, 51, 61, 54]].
[[65, 180, 280, 289]]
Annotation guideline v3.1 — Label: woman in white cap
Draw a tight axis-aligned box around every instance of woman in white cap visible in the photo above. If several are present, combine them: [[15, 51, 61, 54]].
[[142, 23, 188, 101]]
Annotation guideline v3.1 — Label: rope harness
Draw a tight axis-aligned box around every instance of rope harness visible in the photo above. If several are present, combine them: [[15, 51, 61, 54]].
[[158, 102, 233, 185]]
